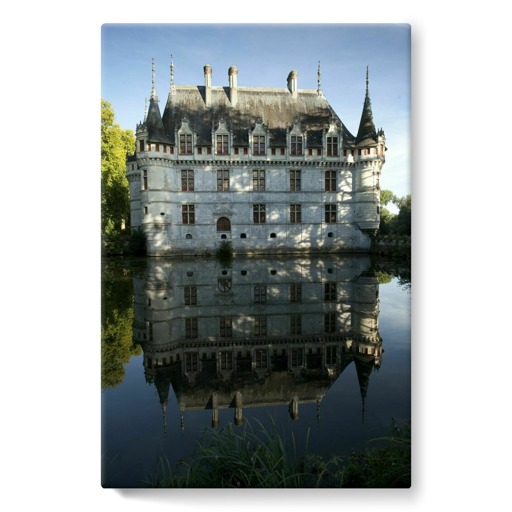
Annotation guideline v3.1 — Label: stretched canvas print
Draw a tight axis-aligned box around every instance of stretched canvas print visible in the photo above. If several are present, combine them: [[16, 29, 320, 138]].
[[101, 23, 411, 488]]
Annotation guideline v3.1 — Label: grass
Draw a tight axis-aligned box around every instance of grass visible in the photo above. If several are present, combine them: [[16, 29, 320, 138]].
[[142, 419, 411, 488]]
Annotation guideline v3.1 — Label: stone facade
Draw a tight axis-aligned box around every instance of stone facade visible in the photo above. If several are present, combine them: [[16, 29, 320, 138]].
[[127, 61, 386, 256]]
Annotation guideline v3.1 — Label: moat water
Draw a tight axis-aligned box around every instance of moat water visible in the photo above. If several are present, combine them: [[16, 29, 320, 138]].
[[101, 254, 411, 488]]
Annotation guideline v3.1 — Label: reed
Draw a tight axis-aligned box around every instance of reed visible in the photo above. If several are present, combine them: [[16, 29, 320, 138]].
[[142, 419, 410, 488]]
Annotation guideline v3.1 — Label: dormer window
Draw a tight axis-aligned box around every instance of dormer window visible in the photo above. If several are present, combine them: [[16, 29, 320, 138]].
[[179, 133, 192, 154], [216, 134, 229, 155], [327, 136, 339, 156], [290, 135, 303, 156], [253, 135, 266, 155]]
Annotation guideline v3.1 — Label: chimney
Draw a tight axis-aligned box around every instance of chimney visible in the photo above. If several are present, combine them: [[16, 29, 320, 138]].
[[287, 70, 298, 98], [228, 66, 238, 106], [204, 64, 212, 106]]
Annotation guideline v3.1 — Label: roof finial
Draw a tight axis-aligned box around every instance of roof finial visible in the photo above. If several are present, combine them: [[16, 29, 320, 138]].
[[170, 53, 175, 94], [317, 61, 322, 96], [144, 97, 148, 121], [151, 58, 158, 101], [366, 65, 369, 97]]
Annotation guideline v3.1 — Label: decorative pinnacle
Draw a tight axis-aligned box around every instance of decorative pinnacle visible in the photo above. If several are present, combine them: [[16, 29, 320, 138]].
[[151, 58, 158, 101], [170, 53, 175, 92], [144, 97, 148, 121], [317, 61, 322, 96], [366, 66, 369, 97]]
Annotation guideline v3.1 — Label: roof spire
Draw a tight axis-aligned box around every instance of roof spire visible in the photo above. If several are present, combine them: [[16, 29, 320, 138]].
[[151, 58, 158, 102], [355, 66, 377, 144], [170, 53, 176, 94], [366, 65, 369, 98], [317, 61, 322, 96]]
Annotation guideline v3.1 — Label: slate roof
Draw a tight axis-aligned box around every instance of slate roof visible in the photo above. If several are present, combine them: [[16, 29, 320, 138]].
[[142, 84, 361, 147], [355, 93, 377, 146]]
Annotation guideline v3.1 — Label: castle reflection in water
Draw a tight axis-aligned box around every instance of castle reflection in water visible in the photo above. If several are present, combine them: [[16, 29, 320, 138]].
[[133, 255, 383, 430]]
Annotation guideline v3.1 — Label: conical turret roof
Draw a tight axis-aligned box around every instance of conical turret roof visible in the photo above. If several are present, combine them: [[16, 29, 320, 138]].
[[355, 67, 377, 146], [144, 59, 171, 143]]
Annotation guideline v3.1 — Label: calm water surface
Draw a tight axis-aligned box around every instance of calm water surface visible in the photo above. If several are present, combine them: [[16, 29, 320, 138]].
[[101, 255, 410, 488]]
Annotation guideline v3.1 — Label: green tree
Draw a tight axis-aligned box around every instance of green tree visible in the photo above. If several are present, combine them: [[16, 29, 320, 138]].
[[101, 260, 141, 388], [379, 191, 411, 237], [379, 189, 396, 235], [380, 189, 397, 207], [393, 194, 411, 236], [101, 100, 135, 238]]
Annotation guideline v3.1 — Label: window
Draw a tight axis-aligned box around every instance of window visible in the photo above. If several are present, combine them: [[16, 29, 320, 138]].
[[326, 346, 337, 365], [324, 282, 336, 301], [291, 135, 302, 156], [139, 140, 144, 152], [217, 169, 229, 191], [325, 170, 336, 192], [220, 352, 233, 370], [254, 284, 267, 303], [290, 283, 301, 303], [184, 286, 197, 306], [142, 170, 148, 190], [291, 348, 303, 366], [181, 170, 194, 191], [185, 353, 198, 372], [290, 169, 301, 191], [327, 136, 338, 156], [179, 133, 192, 154], [324, 312, 336, 333], [253, 169, 265, 191], [182, 205, 195, 224], [144, 206, 148, 215], [216, 134, 229, 155], [290, 204, 301, 224], [253, 204, 266, 224], [290, 314, 302, 335], [255, 350, 268, 368], [217, 217, 231, 232], [253, 135, 265, 155], [185, 318, 198, 339], [220, 317, 232, 337], [254, 316, 267, 336], [325, 204, 337, 223]]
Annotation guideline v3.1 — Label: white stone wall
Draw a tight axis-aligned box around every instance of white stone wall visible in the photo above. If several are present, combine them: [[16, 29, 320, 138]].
[[131, 146, 383, 255]]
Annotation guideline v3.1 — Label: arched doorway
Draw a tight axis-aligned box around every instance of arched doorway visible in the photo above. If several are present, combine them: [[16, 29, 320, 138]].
[[217, 217, 231, 232]]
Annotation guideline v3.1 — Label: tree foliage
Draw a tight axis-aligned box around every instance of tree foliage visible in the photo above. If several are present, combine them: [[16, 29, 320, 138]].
[[101, 100, 135, 237], [101, 260, 141, 388], [379, 190, 411, 236]]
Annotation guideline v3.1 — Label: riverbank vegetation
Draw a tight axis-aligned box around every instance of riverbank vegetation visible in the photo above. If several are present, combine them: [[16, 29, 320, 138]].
[[101, 100, 139, 256], [143, 419, 411, 488]]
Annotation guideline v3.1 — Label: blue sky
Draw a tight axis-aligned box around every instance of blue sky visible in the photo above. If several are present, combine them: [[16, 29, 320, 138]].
[[102, 24, 410, 199]]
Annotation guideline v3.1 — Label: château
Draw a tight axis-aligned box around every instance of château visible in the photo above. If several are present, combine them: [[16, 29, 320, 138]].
[[127, 59, 386, 256]]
